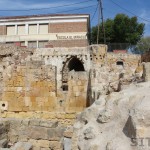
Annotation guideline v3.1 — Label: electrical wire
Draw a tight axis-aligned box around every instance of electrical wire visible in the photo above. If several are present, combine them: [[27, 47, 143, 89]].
[[91, 3, 98, 22], [109, 0, 150, 23], [0, 0, 94, 12], [40, 4, 97, 14]]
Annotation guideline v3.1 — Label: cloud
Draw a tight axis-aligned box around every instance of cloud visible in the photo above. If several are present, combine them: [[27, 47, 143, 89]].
[[138, 9, 150, 36], [139, 9, 150, 25]]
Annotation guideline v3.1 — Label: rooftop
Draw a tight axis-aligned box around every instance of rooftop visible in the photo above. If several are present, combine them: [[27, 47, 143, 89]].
[[0, 14, 90, 20]]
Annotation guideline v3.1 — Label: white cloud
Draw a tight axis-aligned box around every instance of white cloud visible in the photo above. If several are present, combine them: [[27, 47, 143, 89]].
[[138, 9, 150, 36], [139, 9, 150, 25]]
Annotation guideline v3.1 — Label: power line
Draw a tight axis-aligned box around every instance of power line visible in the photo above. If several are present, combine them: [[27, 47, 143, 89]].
[[0, 0, 94, 11], [109, 0, 150, 23], [0, 4, 97, 17], [91, 3, 98, 22], [55, 4, 97, 14]]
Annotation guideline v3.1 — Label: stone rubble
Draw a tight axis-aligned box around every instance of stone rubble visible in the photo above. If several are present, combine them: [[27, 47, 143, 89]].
[[72, 81, 150, 150]]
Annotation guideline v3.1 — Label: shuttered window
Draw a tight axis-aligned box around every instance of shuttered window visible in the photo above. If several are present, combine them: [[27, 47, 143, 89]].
[[29, 24, 37, 35], [7, 26, 15, 35], [39, 24, 48, 34], [20, 41, 25, 47], [38, 41, 48, 48], [28, 41, 37, 48], [18, 25, 25, 35]]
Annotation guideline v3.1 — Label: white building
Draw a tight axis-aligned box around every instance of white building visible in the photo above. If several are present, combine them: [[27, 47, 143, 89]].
[[0, 14, 90, 48]]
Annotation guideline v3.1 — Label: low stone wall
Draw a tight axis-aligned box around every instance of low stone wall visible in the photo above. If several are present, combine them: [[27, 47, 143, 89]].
[[0, 112, 76, 127], [0, 118, 73, 150], [107, 53, 141, 68]]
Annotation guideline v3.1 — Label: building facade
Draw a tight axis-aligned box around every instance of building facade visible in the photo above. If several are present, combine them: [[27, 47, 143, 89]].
[[0, 14, 90, 48]]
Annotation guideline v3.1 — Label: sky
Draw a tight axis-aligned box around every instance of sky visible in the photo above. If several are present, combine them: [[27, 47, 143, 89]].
[[0, 0, 149, 36]]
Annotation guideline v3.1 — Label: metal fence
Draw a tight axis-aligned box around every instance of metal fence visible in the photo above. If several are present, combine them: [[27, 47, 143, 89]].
[[106, 43, 149, 54]]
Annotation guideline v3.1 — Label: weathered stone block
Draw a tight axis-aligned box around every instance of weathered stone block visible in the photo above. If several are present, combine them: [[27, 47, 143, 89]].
[[0, 139, 7, 148], [13, 142, 32, 150], [47, 127, 65, 141], [29, 120, 40, 126], [40, 120, 58, 128], [27, 126, 48, 140]]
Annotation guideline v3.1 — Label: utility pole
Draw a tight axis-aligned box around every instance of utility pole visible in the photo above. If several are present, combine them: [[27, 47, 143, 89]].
[[97, 0, 101, 44], [97, 0, 106, 44], [100, 0, 106, 44]]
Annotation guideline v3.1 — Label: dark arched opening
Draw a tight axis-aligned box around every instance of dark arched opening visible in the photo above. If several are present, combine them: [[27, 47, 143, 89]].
[[68, 57, 85, 71], [62, 57, 85, 91], [116, 61, 124, 66]]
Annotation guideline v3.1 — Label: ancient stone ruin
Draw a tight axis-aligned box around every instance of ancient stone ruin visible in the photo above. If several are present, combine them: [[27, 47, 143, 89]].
[[0, 44, 149, 150]]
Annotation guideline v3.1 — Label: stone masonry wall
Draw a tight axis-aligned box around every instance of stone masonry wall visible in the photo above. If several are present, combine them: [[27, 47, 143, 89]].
[[107, 53, 141, 71], [0, 45, 143, 117], [0, 46, 91, 125], [88, 45, 142, 105], [66, 71, 88, 112], [0, 118, 69, 150], [1, 62, 57, 112]]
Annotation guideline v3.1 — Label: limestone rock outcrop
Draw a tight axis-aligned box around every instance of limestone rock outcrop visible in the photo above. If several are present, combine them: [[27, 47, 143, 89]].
[[72, 81, 150, 150]]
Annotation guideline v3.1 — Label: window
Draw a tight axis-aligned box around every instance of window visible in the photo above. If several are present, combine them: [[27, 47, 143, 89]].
[[17, 25, 25, 35], [6, 42, 14, 46], [62, 85, 68, 91], [116, 61, 124, 66], [39, 24, 48, 34], [28, 41, 37, 48], [38, 41, 48, 48], [20, 41, 25, 47], [29, 24, 37, 35], [7, 26, 15, 35]]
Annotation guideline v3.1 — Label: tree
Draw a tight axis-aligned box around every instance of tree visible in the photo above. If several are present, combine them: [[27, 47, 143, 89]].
[[91, 14, 145, 45], [135, 37, 150, 53]]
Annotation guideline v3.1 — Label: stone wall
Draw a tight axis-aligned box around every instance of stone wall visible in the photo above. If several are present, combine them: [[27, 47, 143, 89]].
[[88, 45, 142, 104], [0, 112, 76, 126], [0, 118, 71, 150], [107, 52, 141, 71], [0, 45, 143, 116], [2, 62, 57, 112], [66, 71, 88, 112], [0, 46, 91, 120]]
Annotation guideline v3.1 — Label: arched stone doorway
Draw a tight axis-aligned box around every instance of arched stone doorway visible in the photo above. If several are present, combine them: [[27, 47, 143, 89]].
[[68, 57, 85, 71], [62, 57, 85, 91]]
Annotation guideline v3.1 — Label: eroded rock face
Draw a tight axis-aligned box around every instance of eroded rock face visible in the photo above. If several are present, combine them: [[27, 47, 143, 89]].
[[72, 81, 150, 150]]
